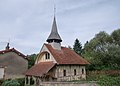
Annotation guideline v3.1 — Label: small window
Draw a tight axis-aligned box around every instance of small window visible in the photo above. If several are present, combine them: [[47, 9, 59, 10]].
[[45, 53, 50, 59], [74, 69, 76, 75], [82, 68, 84, 74], [63, 70, 66, 76]]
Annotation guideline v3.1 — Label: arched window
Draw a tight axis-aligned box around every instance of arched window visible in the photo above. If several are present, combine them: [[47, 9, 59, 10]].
[[74, 69, 76, 75], [63, 70, 66, 76], [45, 53, 50, 59]]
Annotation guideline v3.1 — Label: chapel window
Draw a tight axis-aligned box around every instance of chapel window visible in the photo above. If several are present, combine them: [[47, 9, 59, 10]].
[[63, 70, 66, 76], [45, 53, 50, 59], [82, 68, 84, 74], [74, 69, 76, 75]]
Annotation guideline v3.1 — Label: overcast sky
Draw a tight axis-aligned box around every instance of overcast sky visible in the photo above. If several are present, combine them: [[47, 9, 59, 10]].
[[0, 0, 120, 55]]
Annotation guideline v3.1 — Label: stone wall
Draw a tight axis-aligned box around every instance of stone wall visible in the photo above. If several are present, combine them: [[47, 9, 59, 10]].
[[39, 81, 98, 86]]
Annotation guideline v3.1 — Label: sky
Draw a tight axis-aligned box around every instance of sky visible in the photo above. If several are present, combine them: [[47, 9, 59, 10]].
[[0, 0, 120, 55]]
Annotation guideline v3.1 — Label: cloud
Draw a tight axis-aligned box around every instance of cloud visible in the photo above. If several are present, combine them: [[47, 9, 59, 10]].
[[0, 0, 120, 55]]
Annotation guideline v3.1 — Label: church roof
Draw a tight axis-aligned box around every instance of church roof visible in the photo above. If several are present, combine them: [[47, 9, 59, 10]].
[[47, 16, 62, 42], [24, 61, 55, 76], [44, 44, 89, 65]]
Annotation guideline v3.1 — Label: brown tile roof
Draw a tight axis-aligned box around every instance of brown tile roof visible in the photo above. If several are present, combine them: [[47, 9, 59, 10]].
[[0, 48, 29, 60], [24, 61, 55, 76], [44, 44, 89, 65]]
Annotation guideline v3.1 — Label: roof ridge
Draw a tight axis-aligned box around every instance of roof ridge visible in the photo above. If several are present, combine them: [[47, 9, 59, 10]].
[[0, 48, 29, 60]]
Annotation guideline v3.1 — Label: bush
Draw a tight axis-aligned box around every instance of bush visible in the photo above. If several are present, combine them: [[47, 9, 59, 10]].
[[0, 79, 4, 86], [98, 75, 120, 86], [2, 79, 20, 86], [17, 78, 24, 86]]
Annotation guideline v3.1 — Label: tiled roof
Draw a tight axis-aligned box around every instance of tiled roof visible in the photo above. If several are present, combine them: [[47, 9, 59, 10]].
[[45, 44, 89, 65], [24, 61, 55, 76], [0, 48, 29, 60]]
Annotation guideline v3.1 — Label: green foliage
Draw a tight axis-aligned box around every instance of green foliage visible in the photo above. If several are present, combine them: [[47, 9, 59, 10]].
[[73, 38, 82, 55], [0, 79, 4, 86], [111, 29, 120, 46], [17, 78, 24, 86], [83, 29, 120, 70], [98, 75, 120, 86], [27, 54, 37, 68], [87, 74, 120, 86], [2, 79, 20, 86]]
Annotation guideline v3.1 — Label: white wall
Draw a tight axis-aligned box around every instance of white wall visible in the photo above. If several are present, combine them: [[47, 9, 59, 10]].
[[0, 67, 4, 79]]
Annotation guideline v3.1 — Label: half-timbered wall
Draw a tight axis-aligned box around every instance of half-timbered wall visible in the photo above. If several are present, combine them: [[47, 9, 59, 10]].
[[55, 65, 86, 81]]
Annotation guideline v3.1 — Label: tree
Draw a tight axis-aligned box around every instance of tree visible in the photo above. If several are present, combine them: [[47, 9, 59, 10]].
[[27, 54, 37, 68], [111, 29, 120, 46], [83, 30, 120, 70], [73, 38, 82, 55]]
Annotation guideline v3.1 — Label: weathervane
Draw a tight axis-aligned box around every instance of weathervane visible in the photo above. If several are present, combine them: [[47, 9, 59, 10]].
[[54, 0, 56, 16]]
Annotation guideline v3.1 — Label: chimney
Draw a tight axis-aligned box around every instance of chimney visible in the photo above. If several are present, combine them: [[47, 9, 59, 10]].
[[6, 43, 10, 50]]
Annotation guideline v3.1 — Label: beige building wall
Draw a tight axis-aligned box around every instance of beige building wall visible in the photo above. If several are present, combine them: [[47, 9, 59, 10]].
[[0, 52, 28, 79]]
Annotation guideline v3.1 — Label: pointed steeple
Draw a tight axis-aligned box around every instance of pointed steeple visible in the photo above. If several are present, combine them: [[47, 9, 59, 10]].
[[47, 16, 62, 43]]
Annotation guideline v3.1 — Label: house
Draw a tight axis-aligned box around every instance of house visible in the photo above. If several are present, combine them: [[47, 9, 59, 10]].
[[24, 16, 89, 85], [0, 43, 28, 79]]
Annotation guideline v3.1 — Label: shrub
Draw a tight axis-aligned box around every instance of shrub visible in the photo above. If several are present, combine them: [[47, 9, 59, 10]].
[[98, 75, 120, 86], [17, 78, 24, 86], [0, 79, 4, 86], [2, 79, 20, 86]]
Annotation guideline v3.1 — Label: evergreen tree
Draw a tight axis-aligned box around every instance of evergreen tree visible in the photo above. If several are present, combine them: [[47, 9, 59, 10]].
[[73, 38, 82, 55]]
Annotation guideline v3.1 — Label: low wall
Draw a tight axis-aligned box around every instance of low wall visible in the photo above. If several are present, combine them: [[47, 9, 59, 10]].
[[87, 70, 120, 76], [39, 81, 98, 86]]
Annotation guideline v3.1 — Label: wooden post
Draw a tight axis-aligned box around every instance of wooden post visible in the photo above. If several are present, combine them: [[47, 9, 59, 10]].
[[33, 77, 36, 86], [24, 76, 26, 86], [28, 76, 30, 85]]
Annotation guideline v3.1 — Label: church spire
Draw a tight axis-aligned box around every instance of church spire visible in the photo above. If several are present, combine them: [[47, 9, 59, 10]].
[[46, 3, 62, 50], [46, 16, 62, 43]]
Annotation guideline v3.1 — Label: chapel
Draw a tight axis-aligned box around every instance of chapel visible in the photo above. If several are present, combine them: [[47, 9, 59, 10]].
[[25, 16, 89, 85]]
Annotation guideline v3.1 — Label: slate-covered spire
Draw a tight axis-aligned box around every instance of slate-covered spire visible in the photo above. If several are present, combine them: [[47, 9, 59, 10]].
[[47, 16, 62, 43]]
